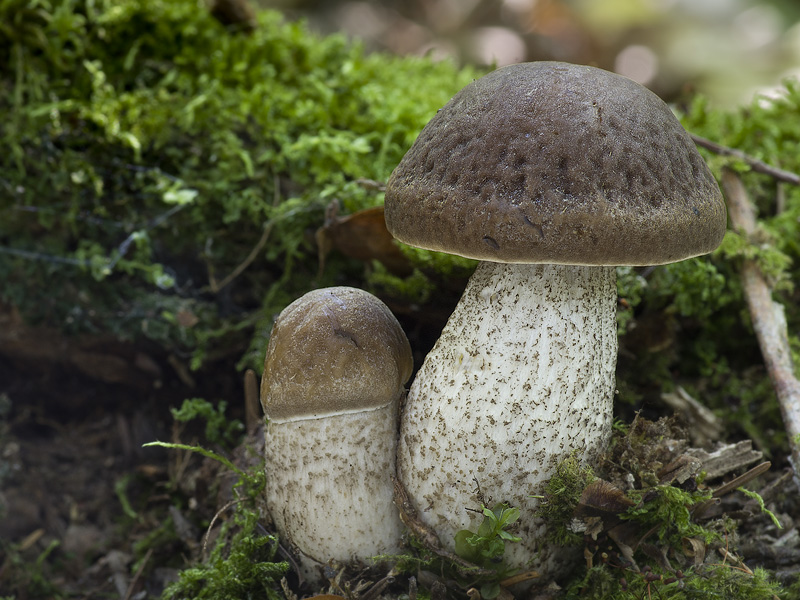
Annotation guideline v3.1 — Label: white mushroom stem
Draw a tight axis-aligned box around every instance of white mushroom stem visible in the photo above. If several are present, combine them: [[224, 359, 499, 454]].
[[266, 395, 405, 581], [396, 261, 617, 572]]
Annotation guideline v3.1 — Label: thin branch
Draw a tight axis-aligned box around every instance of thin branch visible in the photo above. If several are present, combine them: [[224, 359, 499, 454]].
[[0, 245, 89, 266], [207, 218, 274, 292], [206, 173, 282, 293], [123, 547, 152, 600], [202, 498, 241, 560], [711, 461, 772, 499], [0, 202, 188, 272], [721, 168, 800, 481], [691, 133, 800, 186], [243, 368, 261, 434]]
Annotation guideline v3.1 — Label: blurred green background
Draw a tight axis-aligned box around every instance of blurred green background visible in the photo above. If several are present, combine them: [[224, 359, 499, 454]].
[[285, 0, 800, 108]]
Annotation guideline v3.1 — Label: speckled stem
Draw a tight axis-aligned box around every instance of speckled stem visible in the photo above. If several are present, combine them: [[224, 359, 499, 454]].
[[396, 261, 617, 575], [265, 398, 405, 582]]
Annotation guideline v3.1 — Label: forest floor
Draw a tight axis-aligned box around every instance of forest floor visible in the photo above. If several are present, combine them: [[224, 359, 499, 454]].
[[2, 324, 800, 599]]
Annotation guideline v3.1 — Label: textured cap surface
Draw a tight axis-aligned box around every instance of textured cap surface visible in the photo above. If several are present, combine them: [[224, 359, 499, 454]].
[[261, 287, 413, 422], [384, 62, 726, 266]]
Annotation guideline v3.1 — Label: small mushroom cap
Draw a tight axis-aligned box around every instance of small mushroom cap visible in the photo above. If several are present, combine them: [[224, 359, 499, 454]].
[[385, 61, 726, 266], [261, 287, 413, 423]]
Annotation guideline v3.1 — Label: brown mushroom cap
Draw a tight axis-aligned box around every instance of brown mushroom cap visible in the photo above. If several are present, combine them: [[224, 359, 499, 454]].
[[261, 287, 413, 423], [385, 61, 726, 266]]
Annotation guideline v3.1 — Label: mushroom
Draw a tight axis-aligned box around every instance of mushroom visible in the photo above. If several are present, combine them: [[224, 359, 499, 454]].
[[261, 286, 413, 582], [385, 62, 726, 575]]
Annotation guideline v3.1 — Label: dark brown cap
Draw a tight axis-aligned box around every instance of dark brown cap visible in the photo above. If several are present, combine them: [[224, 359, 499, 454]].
[[261, 287, 413, 423], [385, 62, 726, 266]]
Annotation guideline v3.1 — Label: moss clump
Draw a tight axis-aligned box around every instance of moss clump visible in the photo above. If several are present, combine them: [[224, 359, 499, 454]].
[[0, 538, 62, 599], [622, 484, 715, 547], [0, 0, 479, 370], [536, 453, 596, 547], [161, 509, 287, 600], [566, 562, 783, 600]]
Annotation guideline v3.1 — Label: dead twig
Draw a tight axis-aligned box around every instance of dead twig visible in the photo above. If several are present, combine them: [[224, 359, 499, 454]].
[[359, 572, 396, 600], [721, 168, 800, 481], [202, 498, 241, 560], [123, 547, 152, 600], [206, 172, 282, 292], [711, 461, 772, 500], [691, 134, 800, 186], [207, 218, 274, 292], [243, 369, 261, 434]]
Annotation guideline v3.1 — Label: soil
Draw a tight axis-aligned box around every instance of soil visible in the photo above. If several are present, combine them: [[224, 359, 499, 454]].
[[0, 342, 245, 599]]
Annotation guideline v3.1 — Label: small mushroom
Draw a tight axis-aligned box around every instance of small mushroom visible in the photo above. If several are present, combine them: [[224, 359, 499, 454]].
[[384, 62, 726, 576], [261, 286, 413, 582]]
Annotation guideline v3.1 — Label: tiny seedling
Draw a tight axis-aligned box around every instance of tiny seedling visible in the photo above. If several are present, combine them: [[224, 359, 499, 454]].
[[454, 503, 522, 598]]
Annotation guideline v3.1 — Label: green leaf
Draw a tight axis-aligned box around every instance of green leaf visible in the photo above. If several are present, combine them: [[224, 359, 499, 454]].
[[480, 581, 501, 599], [163, 187, 198, 205]]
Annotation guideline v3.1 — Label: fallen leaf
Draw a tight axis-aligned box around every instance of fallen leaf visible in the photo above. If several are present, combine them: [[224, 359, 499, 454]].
[[316, 202, 412, 276]]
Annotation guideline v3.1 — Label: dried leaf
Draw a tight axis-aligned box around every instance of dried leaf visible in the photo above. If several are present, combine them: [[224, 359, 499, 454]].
[[574, 479, 635, 521], [316, 204, 412, 276], [682, 536, 707, 566], [639, 541, 673, 571]]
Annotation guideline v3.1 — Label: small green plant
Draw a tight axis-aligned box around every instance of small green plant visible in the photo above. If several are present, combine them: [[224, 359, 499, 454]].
[[170, 397, 244, 449], [0, 538, 63, 599], [453, 503, 521, 598]]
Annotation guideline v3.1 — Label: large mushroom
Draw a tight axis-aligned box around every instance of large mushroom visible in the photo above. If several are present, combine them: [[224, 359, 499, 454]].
[[261, 286, 413, 582], [385, 62, 726, 575]]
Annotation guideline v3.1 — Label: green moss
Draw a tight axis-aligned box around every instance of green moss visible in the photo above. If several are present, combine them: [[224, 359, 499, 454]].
[[0, 538, 63, 599], [170, 397, 244, 449], [615, 266, 647, 335], [716, 231, 794, 290], [536, 453, 596, 546], [146, 415, 285, 599], [559, 417, 789, 599], [566, 562, 784, 600], [161, 512, 287, 600], [365, 262, 436, 304], [623, 485, 715, 547], [397, 243, 478, 277], [0, 0, 480, 370]]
